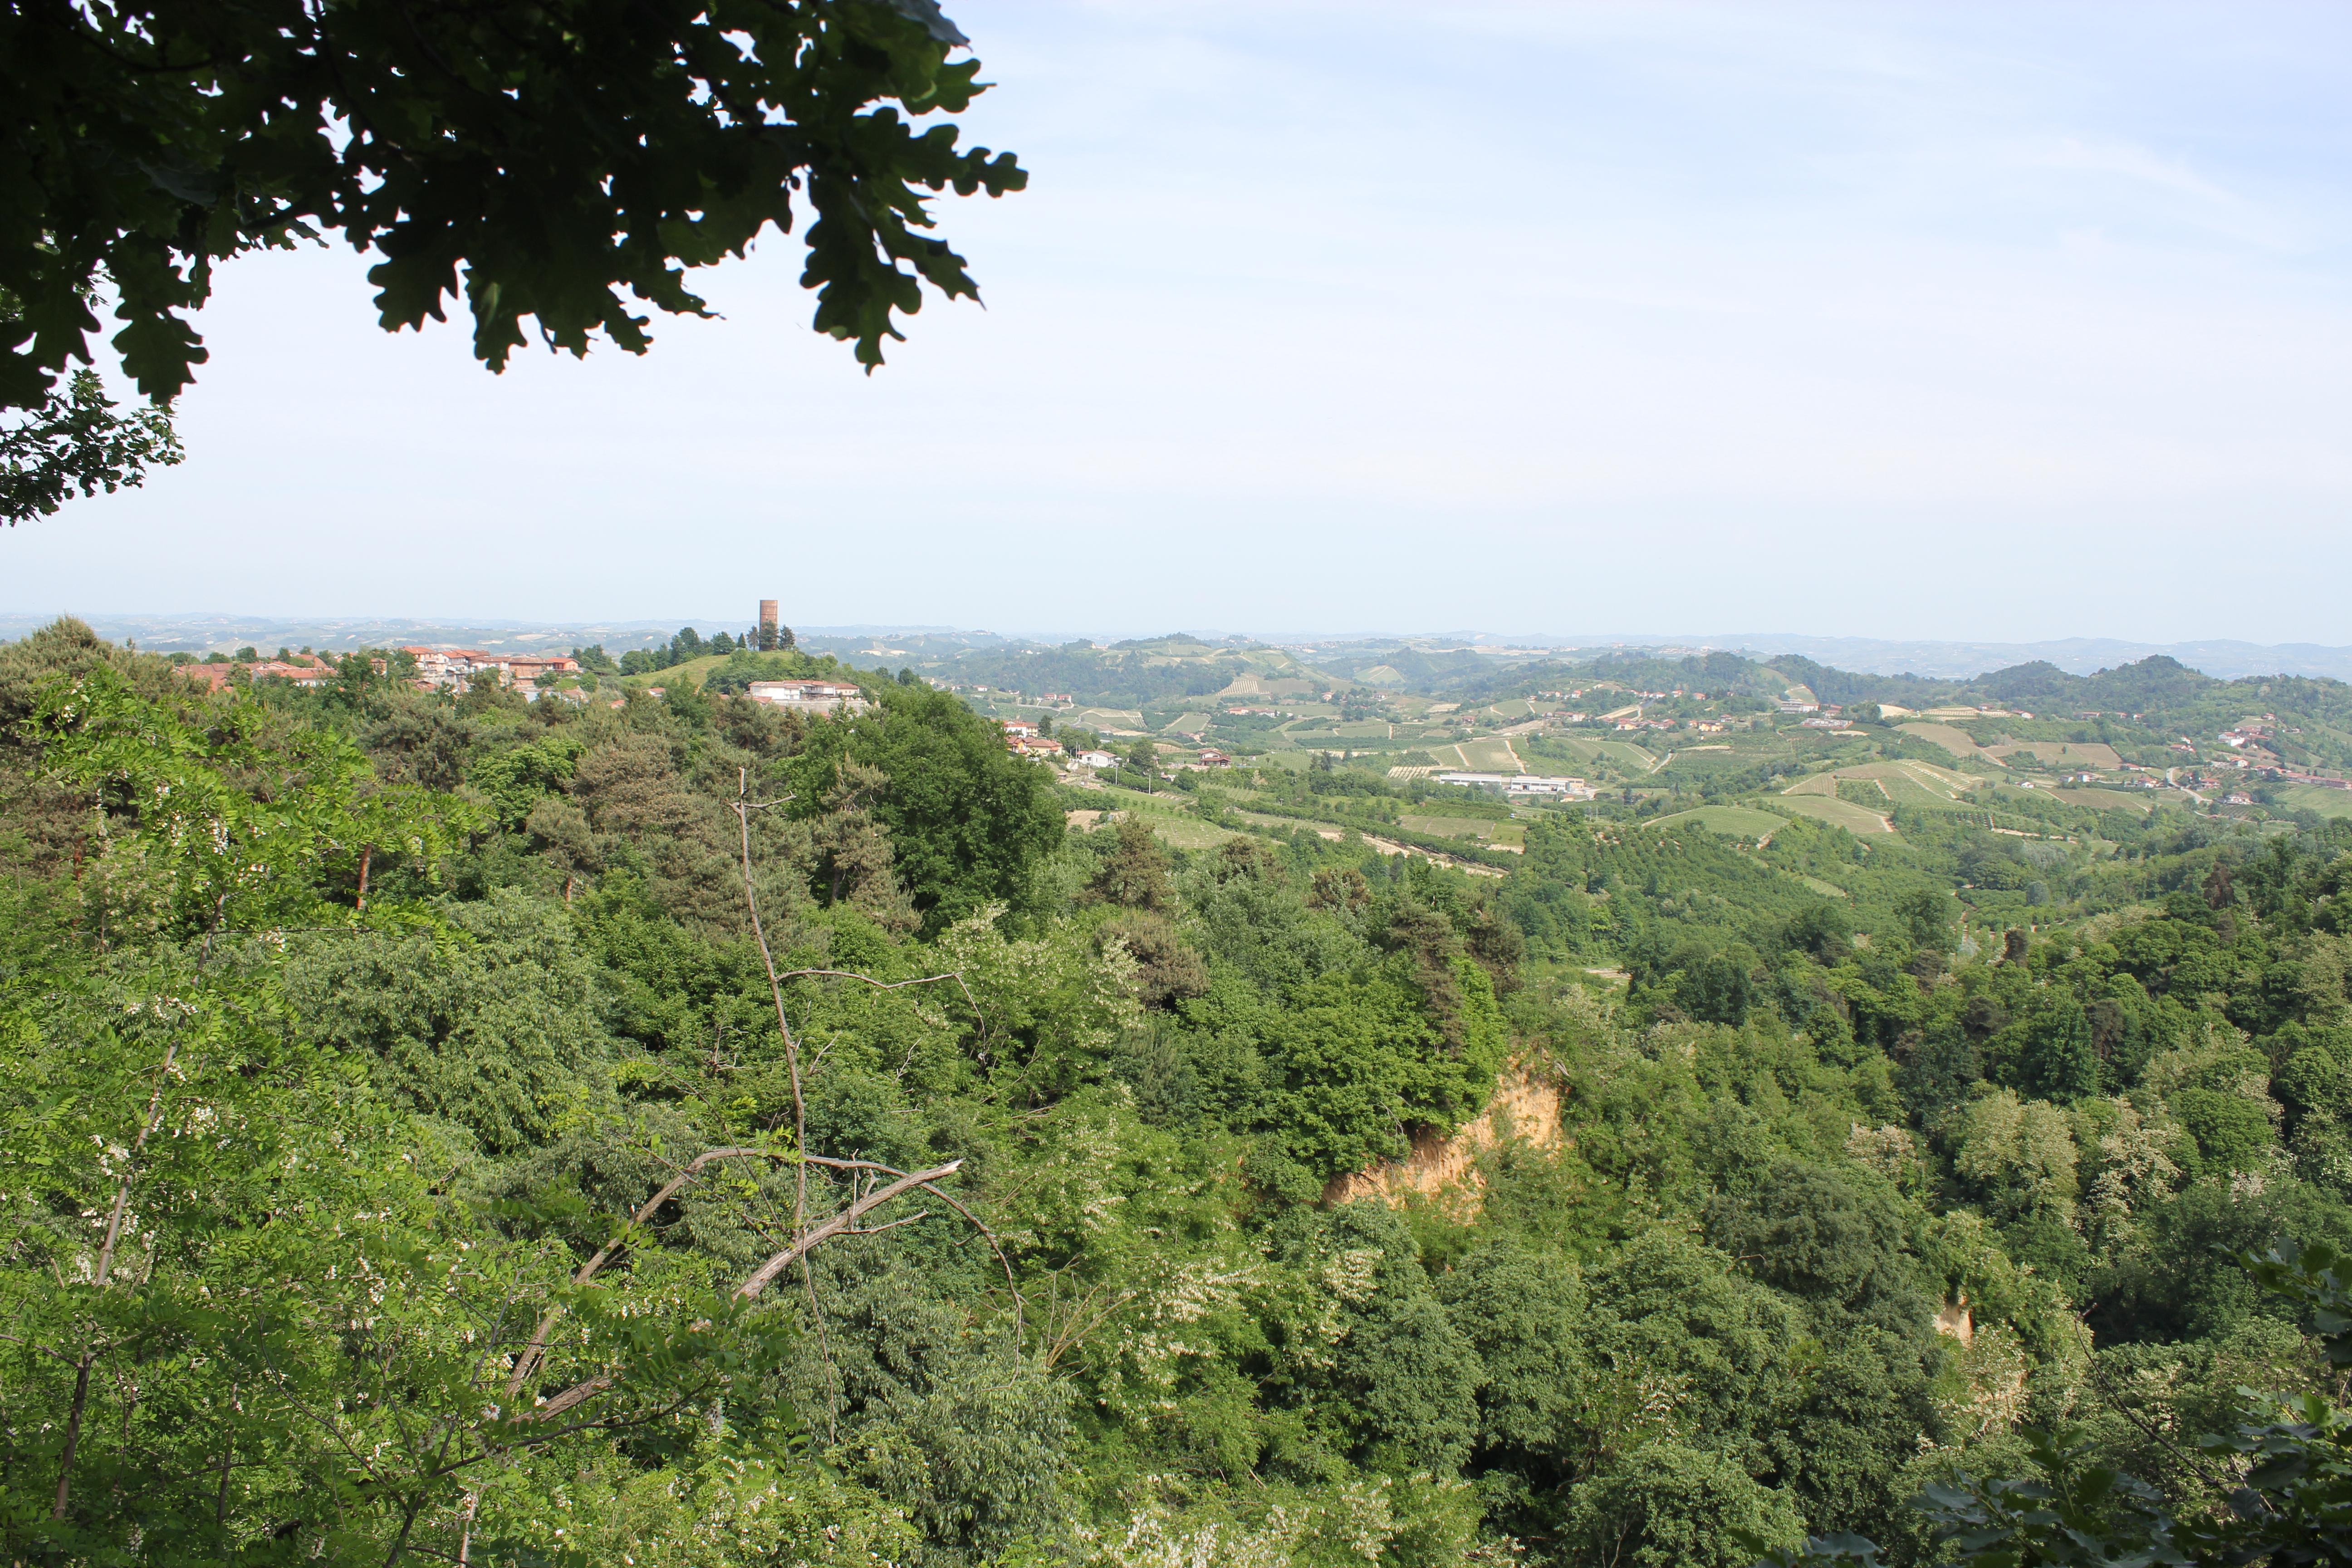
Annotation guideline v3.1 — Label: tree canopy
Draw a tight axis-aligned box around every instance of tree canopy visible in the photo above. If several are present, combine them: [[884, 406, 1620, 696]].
[[1, 0, 1026, 412], [14, 620, 2352, 1568]]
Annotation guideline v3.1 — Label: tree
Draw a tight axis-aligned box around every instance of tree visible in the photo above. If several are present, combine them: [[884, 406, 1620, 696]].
[[1308, 866, 1373, 914], [1, 366, 181, 525], [1565, 1442, 1805, 1568], [2020, 998, 2101, 1102], [1896, 888, 1955, 953], [790, 684, 1063, 933], [2, 0, 1027, 414], [1127, 737, 1160, 792], [1085, 819, 1176, 912], [1752, 1241, 2352, 1568]]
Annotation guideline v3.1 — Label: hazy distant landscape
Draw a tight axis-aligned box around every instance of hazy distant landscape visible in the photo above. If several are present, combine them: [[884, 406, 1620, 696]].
[[13, 611, 2352, 682]]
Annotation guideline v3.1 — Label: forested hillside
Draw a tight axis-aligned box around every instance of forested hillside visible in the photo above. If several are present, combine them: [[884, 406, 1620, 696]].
[[12, 618, 2352, 1567]]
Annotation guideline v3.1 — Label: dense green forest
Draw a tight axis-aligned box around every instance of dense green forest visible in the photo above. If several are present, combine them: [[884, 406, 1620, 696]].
[[14, 619, 2352, 1567]]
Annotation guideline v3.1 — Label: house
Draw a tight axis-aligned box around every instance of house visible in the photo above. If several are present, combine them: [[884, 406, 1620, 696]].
[[176, 656, 337, 692], [746, 679, 869, 715], [1076, 750, 1120, 769], [506, 655, 580, 686], [1197, 750, 1232, 768], [401, 646, 514, 692], [1008, 735, 1066, 759], [1777, 700, 1820, 714], [1003, 720, 1039, 740]]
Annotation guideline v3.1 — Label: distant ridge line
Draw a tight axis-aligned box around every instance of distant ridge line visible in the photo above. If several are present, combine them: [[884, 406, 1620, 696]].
[[4, 614, 2348, 682]]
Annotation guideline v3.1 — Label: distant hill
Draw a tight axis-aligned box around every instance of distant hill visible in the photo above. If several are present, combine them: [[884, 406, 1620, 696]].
[[1704, 633, 2352, 681], [11, 613, 2349, 684]]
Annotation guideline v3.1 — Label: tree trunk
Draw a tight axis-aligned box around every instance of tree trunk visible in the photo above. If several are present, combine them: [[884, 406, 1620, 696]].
[[52, 1354, 93, 1519]]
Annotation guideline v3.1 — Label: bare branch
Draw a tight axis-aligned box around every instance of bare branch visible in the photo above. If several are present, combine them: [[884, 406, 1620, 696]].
[[96, 1039, 179, 1289], [508, 1161, 963, 1429], [507, 1144, 788, 1398], [770, 966, 989, 1034], [59, 1036, 181, 1519], [793, 1156, 1023, 1338], [737, 769, 812, 1247], [852, 1210, 931, 1236], [510, 1375, 612, 1425], [737, 1161, 962, 1299]]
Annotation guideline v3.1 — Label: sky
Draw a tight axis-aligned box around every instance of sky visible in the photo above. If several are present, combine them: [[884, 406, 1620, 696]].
[[10, 0, 2352, 643]]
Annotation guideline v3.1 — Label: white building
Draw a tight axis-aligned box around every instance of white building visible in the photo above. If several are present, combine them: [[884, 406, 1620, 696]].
[[1434, 772, 1592, 798], [747, 679, 869, 715]]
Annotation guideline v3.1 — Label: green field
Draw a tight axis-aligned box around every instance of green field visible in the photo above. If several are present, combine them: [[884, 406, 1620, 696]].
[[1542, 736, 1659, 771], [1782, 759, 1981, 811], [1537, 734, 1608, 762], [1990, 740, 2125, 769], [1769, 794, 1896, 834], [2272, 784, 2352, 818], [1400, 813, 1492, 841], [1068, 706, 1145, 731], [1596, 741, 1661, 771], [1085, 787, 1243, 848], [1896, 721, 1988, 759], [617, 652, 728, 689], [1426, 736, 1515, 771], [1644, 805, 1788, 841]]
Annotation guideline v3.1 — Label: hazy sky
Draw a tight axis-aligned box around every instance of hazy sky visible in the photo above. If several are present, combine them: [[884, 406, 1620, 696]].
[[11, 1, 2352, 642]]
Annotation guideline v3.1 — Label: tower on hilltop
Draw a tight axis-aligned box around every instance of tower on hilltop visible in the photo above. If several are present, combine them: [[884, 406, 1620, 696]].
[[758, 599, 780, 652]]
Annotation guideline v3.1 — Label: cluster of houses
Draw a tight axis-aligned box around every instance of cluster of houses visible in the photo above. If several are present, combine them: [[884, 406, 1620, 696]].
[[400, 647, 580, 695], [2219, 720, 2276, 750], [175, 654, 346, 692]]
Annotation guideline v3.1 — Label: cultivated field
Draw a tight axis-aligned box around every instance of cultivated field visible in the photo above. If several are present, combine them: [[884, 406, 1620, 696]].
[[2271, 784, 2352, 819], [1464, 736, 1526, 771], [1769, 794, 1896, 834], [1989, 740, 2125, 769], [1086, 788, 1243, 848], [1785, 759, 1981, 810], [1896, 722, 1989, 759], [1068, 706, 1145, 732], [1644, 805, 1788, 841]]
